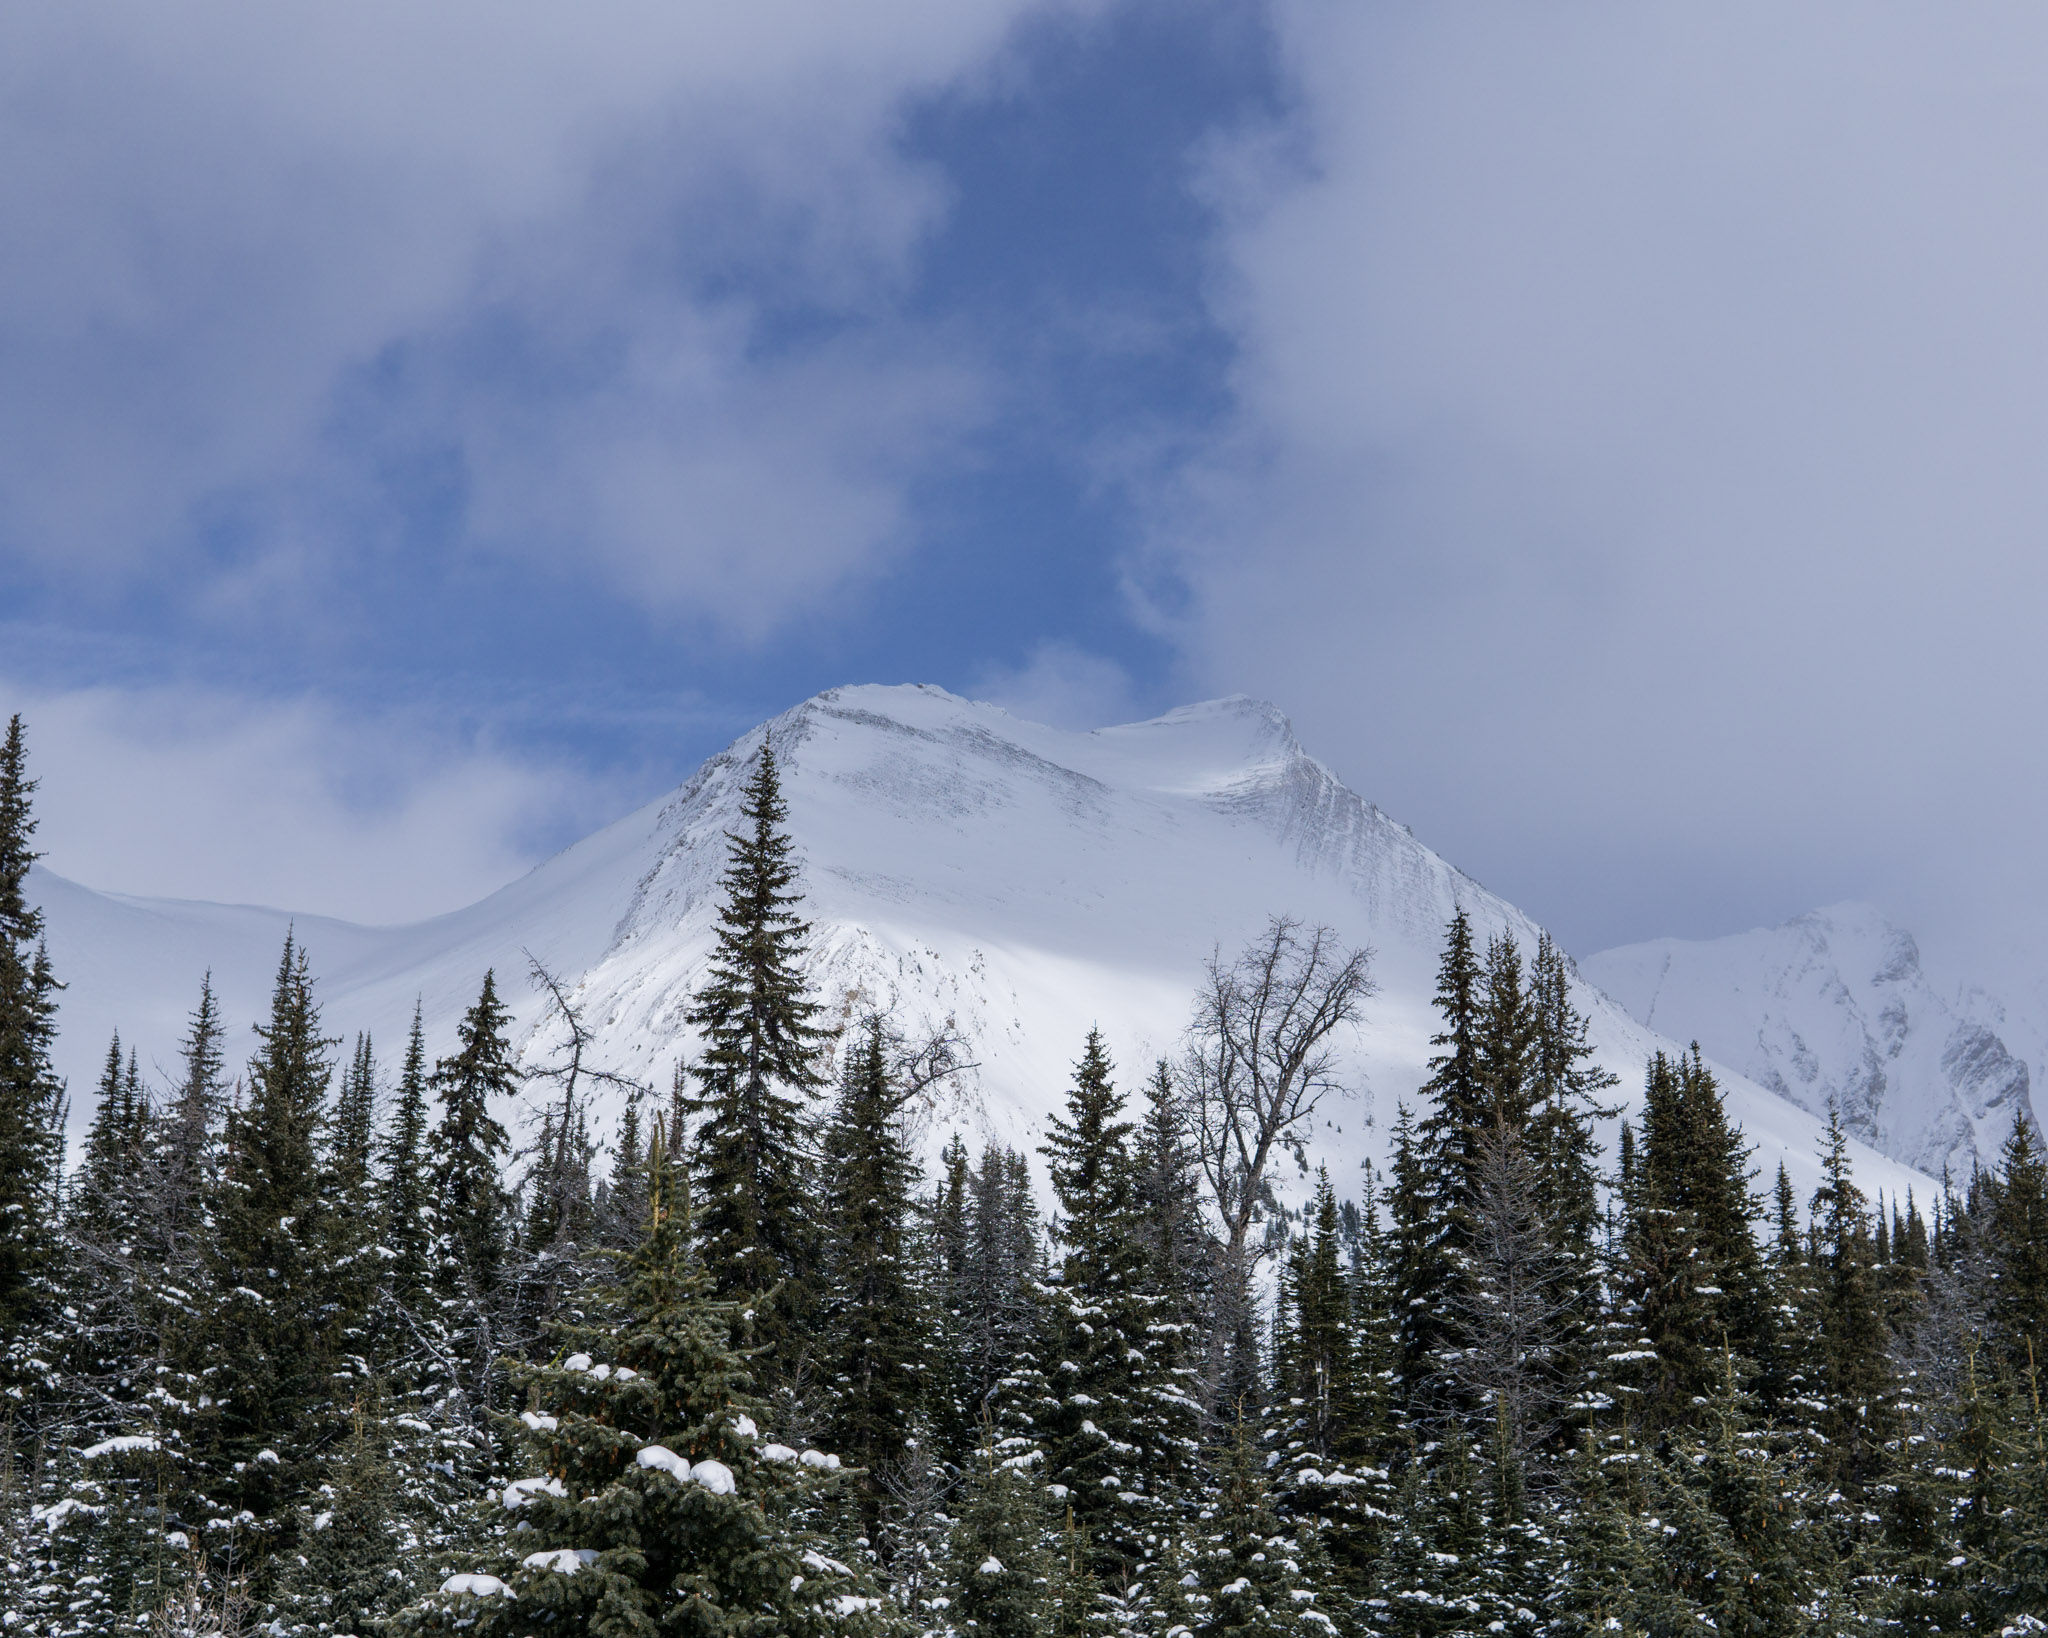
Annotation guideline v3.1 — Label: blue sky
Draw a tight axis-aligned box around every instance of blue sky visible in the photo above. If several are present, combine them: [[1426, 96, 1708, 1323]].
[[9, 2, 2048, 980]]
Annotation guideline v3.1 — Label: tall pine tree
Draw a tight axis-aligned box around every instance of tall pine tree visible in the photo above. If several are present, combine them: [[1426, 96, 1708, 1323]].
[[686, 740, 826, 1384]]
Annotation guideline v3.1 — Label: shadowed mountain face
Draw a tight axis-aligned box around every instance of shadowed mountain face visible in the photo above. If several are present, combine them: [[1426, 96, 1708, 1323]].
[[1587, 902, 2040, 1179], [35, 684, 1932, 1207]]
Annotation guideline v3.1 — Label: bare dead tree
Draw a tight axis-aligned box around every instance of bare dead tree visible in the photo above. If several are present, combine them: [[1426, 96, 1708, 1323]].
[[519, 956, 653, 1332], [525, 953, 651, 1126], [1179, 915, 1371, 1413]]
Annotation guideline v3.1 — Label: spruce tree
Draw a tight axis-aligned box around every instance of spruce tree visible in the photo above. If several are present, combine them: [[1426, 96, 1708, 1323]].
[[1402, 913, 1486, 1409], [379, 1002, 433, 1307], [323, 1031, 381, 1357], [686, 740, 827, 1384], [947, 1428, 1065, 1638], [0, 715, 64, 1352], [1990, 1112, 2048, 1374], [597, 1095, 650, 1251], [402, 1131, 885, 1638], [819, 1017, 927, 1503], [1808, 1105, 1895, 1494], [429, 971, 517, 1395], [1037, 1030, 1197, 1585], [208, 931, 338, 1539], [1188, 1420, 1344, 1638], [1271, 1171, 1393, 1592]]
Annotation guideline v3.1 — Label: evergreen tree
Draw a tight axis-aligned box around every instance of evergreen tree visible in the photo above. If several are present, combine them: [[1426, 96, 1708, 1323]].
[[1808, 1105, 1895, 1493], [1401, 913, 1487, 1410], [1648, 1349, 1837, 1637], [947, 1428, 1066, 1638], [686, 740, 827, 1384], [1613, 1049, 1768, 1432], [1188, 1420, 1344, 1638], [208, 931, 338, 1542], [0, 715, 64, 1352], [819, 1017, 927, 1506], [429, 970, 517, 1381], [379, 1002, 433, 1307], [1131, 1060, 1209, 1337], [1271, 1171, 1395, 1592], [1474, 934, 1533, 1131], [1037, 1030, 1198, 1584], [323, 1031, 381, 1355], [597, 1094, 650, 1251], [1990, 1112, 2048, 1373], [402, 1131, 885, 1638]]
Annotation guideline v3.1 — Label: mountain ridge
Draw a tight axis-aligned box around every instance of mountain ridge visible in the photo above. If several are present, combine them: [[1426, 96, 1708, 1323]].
[[33, 683, 1934, 1211], [1586, 900, 2040, 1178]]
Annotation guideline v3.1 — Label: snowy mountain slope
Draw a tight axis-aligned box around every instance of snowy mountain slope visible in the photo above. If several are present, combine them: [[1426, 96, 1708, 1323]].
[[33, 684, 1932, 1212], [1584, 902, 2039, 1179]]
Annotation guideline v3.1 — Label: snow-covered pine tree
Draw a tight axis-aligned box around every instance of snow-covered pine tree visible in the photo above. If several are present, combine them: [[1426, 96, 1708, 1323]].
[[0, 715, 65, 1361], [947, 1425, 1068, 1638], [321, 1031, 381, 1367], [400, 1131, 887, 1638], [1400, 913, 1484, 1411], [1609, 1049, 1768, 1436], [1187, 1419, 1344, 1638], [948, 1144, 1049, 1474], [429, 969, 517, 1399], [379, 1002, 434, 1310], [1037, 1030, 1175, 1580], [597, 1094, 649, 1251], [204, 931, 339, 1552], [1807, 1106, 1896, 1501], [1270, 1171, 1394, 1595], [1990, 1112, 2048, 1376], [686, 739, 827, 1388]]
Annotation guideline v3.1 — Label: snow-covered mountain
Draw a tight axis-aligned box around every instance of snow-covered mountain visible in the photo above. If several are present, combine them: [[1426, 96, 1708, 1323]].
[[1584, 903, 2039, 1180], [34, 684, 1931, 1210]]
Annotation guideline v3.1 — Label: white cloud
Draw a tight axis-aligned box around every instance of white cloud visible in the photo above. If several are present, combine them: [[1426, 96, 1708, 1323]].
[[4, 682, 634, 923], [1162, 2, 2048, 957], [0, 0, 1068, 628], [973, 642, 1142, 731]]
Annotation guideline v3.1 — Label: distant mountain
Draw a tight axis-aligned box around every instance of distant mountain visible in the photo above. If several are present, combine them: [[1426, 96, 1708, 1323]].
[[1585, 902, 2039, 1179], [33, 684, 1931, 1208]]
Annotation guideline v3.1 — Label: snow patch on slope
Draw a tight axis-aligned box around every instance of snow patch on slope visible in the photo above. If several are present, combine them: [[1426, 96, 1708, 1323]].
[[34, 685, 1933, 1212]]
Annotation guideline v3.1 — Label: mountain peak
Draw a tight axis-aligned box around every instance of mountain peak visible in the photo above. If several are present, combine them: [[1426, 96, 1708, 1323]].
[[32, 684, 1935, 1212]]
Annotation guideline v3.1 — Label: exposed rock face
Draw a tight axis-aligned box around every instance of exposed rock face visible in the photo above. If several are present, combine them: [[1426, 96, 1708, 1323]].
[[1587, 903, 2039, 1179]]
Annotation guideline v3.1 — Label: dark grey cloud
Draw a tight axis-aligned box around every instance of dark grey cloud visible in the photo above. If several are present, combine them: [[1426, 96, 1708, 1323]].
[[1162, 3, 2048, 977]]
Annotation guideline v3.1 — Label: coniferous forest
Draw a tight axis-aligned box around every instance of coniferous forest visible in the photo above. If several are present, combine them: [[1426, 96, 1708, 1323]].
[[5, 713, 2048, 1637]]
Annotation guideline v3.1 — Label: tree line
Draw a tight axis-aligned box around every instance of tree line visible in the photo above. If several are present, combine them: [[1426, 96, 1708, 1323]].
[[1, 714, 2047, 1636]]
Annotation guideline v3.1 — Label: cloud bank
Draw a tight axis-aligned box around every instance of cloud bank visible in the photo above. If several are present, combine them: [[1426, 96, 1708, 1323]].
[[1165, 2, 2048, 962], [0, 0, 1056, 630]]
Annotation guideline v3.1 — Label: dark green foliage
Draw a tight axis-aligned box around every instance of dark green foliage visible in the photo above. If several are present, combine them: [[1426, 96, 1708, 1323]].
[[430, 969, 517, 1315], [379, 1002, 433, 1305], [208, 931, 338, 1524], [947, 1433, 1065, 1638], [1036, 1031, 1201, 1583], [686, 740, 827, 1384], [1808, 1105, 1894, 1491], [820, 1017, 928, 1496], [0, 716, 64, 1350], [402, 1132, 885, 1638], [1990, 1112, 2048, 1371], [1188, 1421, 1344, 1638], [599, 1094, 651, 1251], [1612, 1048, 1769, 1432]]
